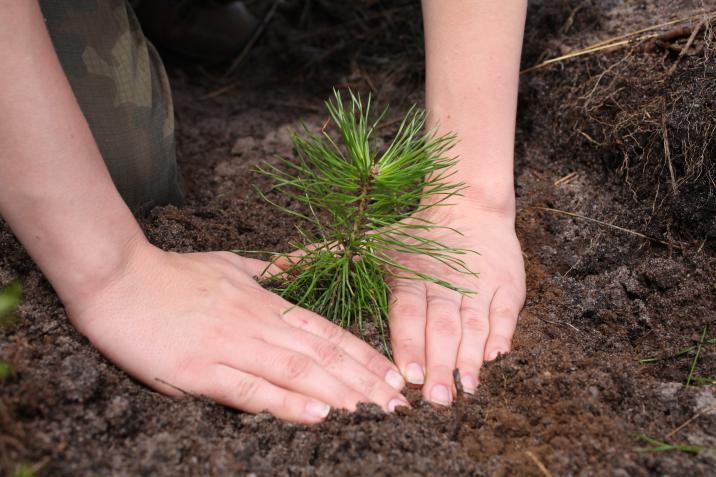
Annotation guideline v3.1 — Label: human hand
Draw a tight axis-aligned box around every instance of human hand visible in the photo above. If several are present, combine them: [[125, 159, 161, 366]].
[[387, 199, 526, 405], [64, 241, 409, 424]]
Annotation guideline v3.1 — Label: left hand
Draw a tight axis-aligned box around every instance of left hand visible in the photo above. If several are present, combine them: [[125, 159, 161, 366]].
[[386, 199, 525, 405]]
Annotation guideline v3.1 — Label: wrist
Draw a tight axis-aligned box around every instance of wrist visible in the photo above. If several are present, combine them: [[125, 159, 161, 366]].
[[426, 183, 516, 226], [3, 185, 153, 315], [429, 135, 517, 219], [60, 228, 153, 318], [449, 178, 516, 218]]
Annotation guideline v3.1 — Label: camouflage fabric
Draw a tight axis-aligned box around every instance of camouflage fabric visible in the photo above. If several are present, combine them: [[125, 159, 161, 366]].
[[39, 0, 184, 213]]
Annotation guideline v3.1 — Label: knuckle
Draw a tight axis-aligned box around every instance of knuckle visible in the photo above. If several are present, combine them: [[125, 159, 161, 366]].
[[364, 350, 389, 372], [392, 335, 422, 355], [216, 276, 237, 295], [491, 305, 518, 322], [280, 391, 293, 413], [199, 324, 232, 351], [462, 314, 490, 334], [394, 335, 418, 347], [230, 377, 261, 406], [430, 315, 460, 337], [284, 353, 313, 380], [173, 355, 199, 381], [428, 364, 455, 381], [391, 302, 422, 319], [322, 322, 348, 344], [356, 375, 378, 399], [457, 358, 482, 373], [426, 294, 453, 307], [490, 334, 513, 348], [339, 391, 363, 410], [314, 341, 343, 367]]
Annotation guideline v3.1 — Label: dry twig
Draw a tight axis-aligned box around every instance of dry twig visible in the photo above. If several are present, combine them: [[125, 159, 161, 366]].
[[525, 450, 554, 477], [554, 171, 579, 186], [531, 206, 685, 249], [666, 407, 714, 439], [661, 102, 677, 194], [667, 19, 706, 76], [521, 11, 716, 74], [538, 316, 584, 335], [449, 368, 466, 441]]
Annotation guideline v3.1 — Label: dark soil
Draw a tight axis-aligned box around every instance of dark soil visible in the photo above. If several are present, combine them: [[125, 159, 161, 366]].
[[1, 1, 715, 475]]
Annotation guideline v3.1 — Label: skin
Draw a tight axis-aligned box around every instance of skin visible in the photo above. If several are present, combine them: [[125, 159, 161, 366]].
[[387, 0, 528, 404], [0, 0, 526, 420], [0, 1, 408, 424]]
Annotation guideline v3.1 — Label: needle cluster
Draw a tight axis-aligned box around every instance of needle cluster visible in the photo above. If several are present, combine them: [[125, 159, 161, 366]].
[[258, 90, 474, 335]]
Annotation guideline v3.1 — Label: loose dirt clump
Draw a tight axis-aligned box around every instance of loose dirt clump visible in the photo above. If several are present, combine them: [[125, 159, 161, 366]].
[[1, 1, 715, 475]]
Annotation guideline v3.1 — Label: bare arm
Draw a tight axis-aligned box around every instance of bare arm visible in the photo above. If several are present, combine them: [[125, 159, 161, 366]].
[[388, 0, 527, 403], [0, 0, 143, 309], [423, 0, 526, 213], [0, 1, 409, 422]]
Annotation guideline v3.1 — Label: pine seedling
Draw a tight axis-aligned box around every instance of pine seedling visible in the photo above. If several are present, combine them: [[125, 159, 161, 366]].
[[255, 90, 476, 335]]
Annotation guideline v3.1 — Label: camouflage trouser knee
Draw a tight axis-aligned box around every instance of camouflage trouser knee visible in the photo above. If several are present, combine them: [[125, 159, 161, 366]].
[[39, 0, 184, 213]]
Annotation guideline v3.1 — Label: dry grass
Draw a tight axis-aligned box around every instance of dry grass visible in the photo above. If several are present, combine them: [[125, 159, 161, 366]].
[[522, 5, 716, 240]]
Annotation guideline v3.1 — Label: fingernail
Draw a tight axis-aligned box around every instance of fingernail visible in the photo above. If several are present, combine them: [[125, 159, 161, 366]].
[[405, 363, 425, 385], [385, 369, 405, 391], [305, 400, 331, 419], [388, 398, 410, 412], [430, 384, 451, 406], [461, 374, 478, 395]]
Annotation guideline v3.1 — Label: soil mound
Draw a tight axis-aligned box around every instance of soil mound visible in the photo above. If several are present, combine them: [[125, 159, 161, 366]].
[[522, 0, 715, 243], [1, 1, 715, 475]]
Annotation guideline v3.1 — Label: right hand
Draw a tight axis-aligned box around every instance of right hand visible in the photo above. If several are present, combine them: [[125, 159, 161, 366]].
[[64, 241, 408, 424]]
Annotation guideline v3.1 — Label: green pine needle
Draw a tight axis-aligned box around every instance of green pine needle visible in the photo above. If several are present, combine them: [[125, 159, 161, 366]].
[[253, 90, 475, 332], [685, 325, 708, 390], [635, 434, 712, 454], [639, 337, 716, 364]]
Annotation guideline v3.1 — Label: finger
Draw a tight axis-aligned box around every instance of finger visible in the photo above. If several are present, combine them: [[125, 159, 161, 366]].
[[204, 364, 331, 424], [455, 293, 492, 394], [484, 287, 522, 362], [271, 325, 409, 412], [272, 252, 306, 271], [219, 338, 366, 411], [387, 279, 427, 387], [424, 283, 462, 406], [236, 256, 284, 278], [217, 252, 283, 278], [281, 307, 406, 391], [272, 242, 339, 271]]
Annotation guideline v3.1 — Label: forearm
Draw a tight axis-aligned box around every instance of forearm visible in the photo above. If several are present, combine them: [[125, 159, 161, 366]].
[[0, 1, 146, 309], [422, 0, 527, 214]]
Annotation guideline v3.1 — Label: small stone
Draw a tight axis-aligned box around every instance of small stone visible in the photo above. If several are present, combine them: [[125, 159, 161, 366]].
[[106, 396, 131, 427], [231, 136, 257, 156], [658, 382, 681, 401], [59, 354, 100, 402], [694, 388, 716, 415]]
